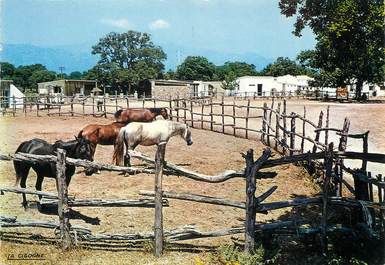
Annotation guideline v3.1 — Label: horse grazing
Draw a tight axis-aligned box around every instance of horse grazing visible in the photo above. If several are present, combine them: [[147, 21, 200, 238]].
[[114, 108, 169, 124], [113, 120, 193, 166], [14, 137, 95, 208], [78, 122, 126, 159]]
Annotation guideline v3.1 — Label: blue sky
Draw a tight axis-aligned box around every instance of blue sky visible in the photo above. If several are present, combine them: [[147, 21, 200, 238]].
[[1, 0, 316, 69]]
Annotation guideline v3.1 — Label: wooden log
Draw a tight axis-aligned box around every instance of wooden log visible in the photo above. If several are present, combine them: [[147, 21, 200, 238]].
[[140, 190, 245, 209], [0, 186, 73, 200], [103, 96, 107, 118], [127, 150, 244, 183], [261, 102, 267, 143], [56, 149, 72, 250], [154, 143, 166, 257], [378, 174, 384, 236], [290, 112, 296, 156], [312, 111, 323, 153], [92, 96, 95, 116], [40, 198, 169, 208], [176, 95, 180, 122], [184, 100, 187, 124], [169, 96, 173, 121], [0, 219, 91, 234]]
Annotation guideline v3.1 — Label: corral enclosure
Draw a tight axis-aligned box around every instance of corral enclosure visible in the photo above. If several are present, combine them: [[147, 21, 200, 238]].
[[1, 95, 384, 264]]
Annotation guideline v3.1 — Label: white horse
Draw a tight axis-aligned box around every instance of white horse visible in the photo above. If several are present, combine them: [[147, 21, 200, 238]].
[[113, 120, 193, 166]]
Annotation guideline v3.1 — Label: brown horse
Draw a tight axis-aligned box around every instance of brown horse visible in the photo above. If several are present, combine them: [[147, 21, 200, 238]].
[[78, 122, 126, 159], [114, 108, 168, 123]]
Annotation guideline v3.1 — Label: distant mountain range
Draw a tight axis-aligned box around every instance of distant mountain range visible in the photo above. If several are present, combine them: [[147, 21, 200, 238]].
[[1, 43, 273, 73]]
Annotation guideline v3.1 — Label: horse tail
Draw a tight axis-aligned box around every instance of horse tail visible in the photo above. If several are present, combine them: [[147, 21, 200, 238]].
[[113, 128, 125, 166], [78, 130, 83, 138]]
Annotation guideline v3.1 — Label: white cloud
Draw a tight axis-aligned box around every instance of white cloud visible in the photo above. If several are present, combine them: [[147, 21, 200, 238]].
[[149, 19, 170, 30], [101, 18, 132, 30]]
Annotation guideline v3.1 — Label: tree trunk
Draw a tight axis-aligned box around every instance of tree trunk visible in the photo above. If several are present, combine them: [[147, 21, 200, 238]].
[[355, 79, 364, 100]]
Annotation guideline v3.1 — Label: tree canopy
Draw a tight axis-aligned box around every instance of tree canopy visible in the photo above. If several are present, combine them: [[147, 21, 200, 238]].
[[279, 0, 385, 97], [176, 56, 216, 81], [92, 31, 167, 93], [259, 57, 314, 77], [215, 61, 257, 80]]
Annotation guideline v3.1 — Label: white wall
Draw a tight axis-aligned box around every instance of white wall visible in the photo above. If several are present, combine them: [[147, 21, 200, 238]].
[[9, 84, 24, 108], [236, 76, 281, 95]]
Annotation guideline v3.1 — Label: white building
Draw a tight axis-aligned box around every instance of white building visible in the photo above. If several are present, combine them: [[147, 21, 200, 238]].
[[0, 80, 24, 108], [192, 81, 225, 97], [234, 74, 314, 96]]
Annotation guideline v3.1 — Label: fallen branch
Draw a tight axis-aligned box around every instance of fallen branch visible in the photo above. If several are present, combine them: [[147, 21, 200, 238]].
[[40, 198, 169, 208], [128, 150, 244, 183]]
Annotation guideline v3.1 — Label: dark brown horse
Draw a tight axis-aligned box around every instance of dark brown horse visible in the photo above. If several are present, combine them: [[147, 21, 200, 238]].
[[114, 108, 168, 123], [78, 122, 126, 159]]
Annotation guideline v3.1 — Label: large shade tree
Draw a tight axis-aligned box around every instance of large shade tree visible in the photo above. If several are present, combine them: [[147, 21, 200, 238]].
[[260, 57, 315, 77], [279, 0, 385, 98], [92, 31, 167, 93], [176, 56, 216, 81]]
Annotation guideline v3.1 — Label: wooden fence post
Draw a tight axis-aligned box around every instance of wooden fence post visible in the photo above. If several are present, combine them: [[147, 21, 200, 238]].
[[232, 100, 236, 136], [312, 111, 324, 153], [169, 96, 173, 121], [267, 98, 274, 146], [154, 143, 166, 257], [246, 99, 250, 139], [244, 149, 255, 253], [261, 102, 267, 143], [282, 99, 288, 155], [275, 103, 281, 151], [301, 106, 306, 154], [221, 96, 225, 133], [176, 95, 180, 122], [92, 96, 95, 116], [210, 98, 214, 131], [183, 100, 187, 124], [103, 95, 107, 118], [36, 98, 40, 117], [56, 149, 71, 251], [377, 174, 384, 236], [12, 96, 16, 117], [361, 131, 369, 171], [82, 99, 85, 115], [201, 103, 204, 129], [321, 142, 333, 254], [190, 99, 194, 128], [290, 112, 296, 156], [70, 97, 74, 117], [325, 106, 330, 145]]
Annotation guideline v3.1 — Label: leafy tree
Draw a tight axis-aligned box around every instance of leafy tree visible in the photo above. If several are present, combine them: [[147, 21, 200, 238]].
[[221, 71, 238, 91], [176, 56, 215, 81], [0, 62, 15, 79], [12, 64, 49, 91], [260, 57, 314, 77], [68, 71, 83, 80], [92, 31, 167, 93], [279, 0, 385, 98], [28, 70, 57, 90], [163, 69, 176, 80], [216, 61, 257, 80]]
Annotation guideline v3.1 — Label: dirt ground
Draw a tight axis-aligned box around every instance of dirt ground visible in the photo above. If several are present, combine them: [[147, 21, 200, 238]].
[[0, 113, 318, 264]]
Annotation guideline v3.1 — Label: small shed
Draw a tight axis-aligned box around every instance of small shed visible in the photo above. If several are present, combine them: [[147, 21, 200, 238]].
[[0, 80, 24, 108], [38, 79, 98, 96], [138, 80, 195, 99]]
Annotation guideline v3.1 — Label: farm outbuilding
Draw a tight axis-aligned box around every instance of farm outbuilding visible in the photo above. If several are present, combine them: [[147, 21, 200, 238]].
[[192, 81, 225, 97], [0, 80, 24, 108], [38, 79, 98, 96], [235, 75, 314, 96], [138, 79, 196, 99]]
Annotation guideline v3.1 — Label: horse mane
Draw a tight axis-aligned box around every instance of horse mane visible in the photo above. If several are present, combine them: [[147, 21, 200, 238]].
[[149, 108, 164, 115], [114, 109, 124, 119]]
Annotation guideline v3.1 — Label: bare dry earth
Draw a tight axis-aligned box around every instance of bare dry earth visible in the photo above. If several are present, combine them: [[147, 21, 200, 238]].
[[0, 114, 317, 264]]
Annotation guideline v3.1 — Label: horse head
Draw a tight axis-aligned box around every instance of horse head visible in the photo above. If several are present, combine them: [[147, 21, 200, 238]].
[[114, 109, 125, 123], [183, 124, 193, 146], [73, 136, 96, 176], [160, 108, 169, 120]]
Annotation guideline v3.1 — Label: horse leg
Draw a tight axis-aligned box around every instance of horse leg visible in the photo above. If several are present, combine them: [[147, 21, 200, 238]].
[[35, 174, 44, 202], [14, 161, 30, 209], [124, 142, 139, 167]]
